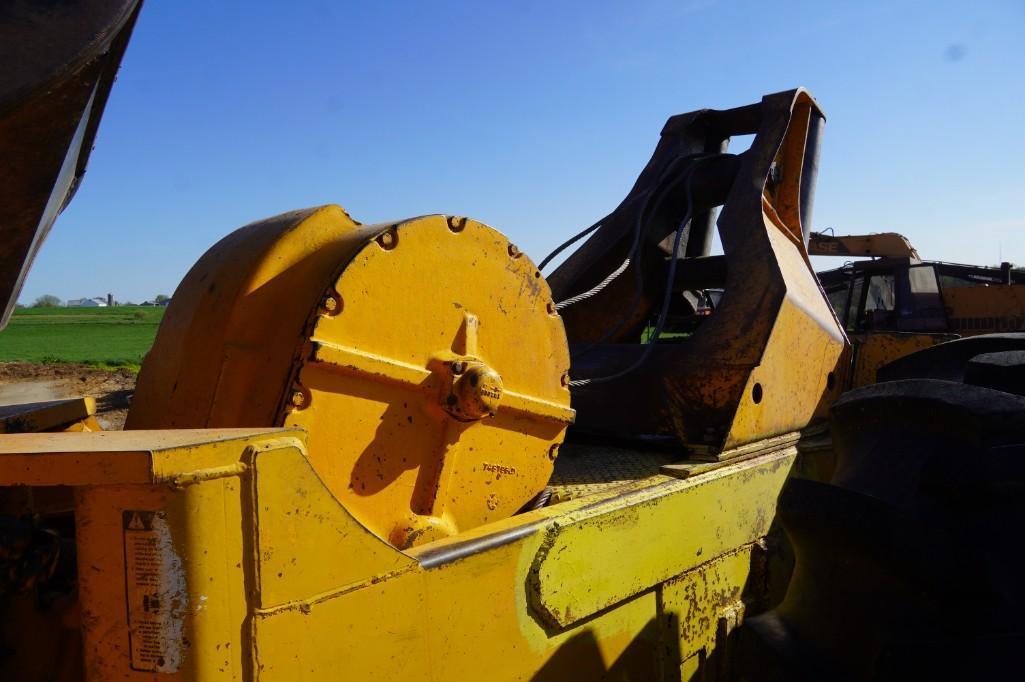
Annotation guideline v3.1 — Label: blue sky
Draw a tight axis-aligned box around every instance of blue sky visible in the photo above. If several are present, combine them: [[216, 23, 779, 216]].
[[20, 0, 1025, 304]]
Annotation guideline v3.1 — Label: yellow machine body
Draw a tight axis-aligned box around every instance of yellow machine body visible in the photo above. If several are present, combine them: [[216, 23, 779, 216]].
[[0, 90, 848, 680], [0, 427, 794, 680], [0, 194, 833, 679], [0, 396, 100, 434], [944, 283, 1025, 333], [848, 331, 956, 388], [0, 190, 831, 679], [128, 208, 573, 548], [0, 0, 1012, 666]]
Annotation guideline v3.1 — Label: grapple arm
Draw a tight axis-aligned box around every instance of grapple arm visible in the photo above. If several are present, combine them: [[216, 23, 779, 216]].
[[551, 89, 846, 452]]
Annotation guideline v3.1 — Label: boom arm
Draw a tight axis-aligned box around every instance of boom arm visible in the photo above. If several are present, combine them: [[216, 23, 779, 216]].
[[808, 231, 920, 261]]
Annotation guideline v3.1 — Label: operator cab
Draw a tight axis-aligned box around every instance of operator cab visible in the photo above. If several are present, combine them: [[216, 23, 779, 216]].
[[819, 258, 948, 333]]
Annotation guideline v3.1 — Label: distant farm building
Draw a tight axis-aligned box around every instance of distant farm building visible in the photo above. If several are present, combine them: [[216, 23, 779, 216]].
[[66, 297, 108, 308]]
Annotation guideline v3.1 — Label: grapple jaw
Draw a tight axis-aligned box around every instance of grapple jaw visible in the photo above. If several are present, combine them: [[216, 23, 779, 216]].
[[551, 89, 849, 452]]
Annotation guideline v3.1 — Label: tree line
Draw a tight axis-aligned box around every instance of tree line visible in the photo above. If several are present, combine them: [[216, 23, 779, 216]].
[[23, 294, 170, 308]]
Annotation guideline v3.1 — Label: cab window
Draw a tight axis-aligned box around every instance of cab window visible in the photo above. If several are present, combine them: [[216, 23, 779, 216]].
[[861, 274, 895, 329], [845, 276, 864, 332]]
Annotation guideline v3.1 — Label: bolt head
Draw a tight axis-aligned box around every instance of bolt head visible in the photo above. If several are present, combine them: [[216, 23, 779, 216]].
[[456, 365, 503, 419], [291, 390, 306, 407], [377, 229, 398, 250]]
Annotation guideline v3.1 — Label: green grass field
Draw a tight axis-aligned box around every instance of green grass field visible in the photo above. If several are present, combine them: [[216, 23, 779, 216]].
[[0, 306, 165, 368]]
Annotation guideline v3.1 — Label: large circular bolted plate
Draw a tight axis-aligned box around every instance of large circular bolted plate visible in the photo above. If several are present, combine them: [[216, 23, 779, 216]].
[[127, 205, 572, 550], [285, 215, 573, 548]]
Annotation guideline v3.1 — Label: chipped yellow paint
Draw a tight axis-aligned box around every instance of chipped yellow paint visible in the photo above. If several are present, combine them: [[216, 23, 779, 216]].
[[725, 219, 847, 448], [528, 448, 794, 628], [287, 214, 572, 548], [659, 546, 757, 680], [7, 429, 295, 680], [0, 426, 796, 680], [248, 436, 794, 680], [128, 207, 572, 550]]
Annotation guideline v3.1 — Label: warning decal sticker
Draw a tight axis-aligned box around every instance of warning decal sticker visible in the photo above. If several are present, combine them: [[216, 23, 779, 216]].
[[122, 510, 187, 673]]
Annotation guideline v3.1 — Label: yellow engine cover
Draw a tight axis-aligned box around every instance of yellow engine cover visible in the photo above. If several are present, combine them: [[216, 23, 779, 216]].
[[128, 206, 573, 547]]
